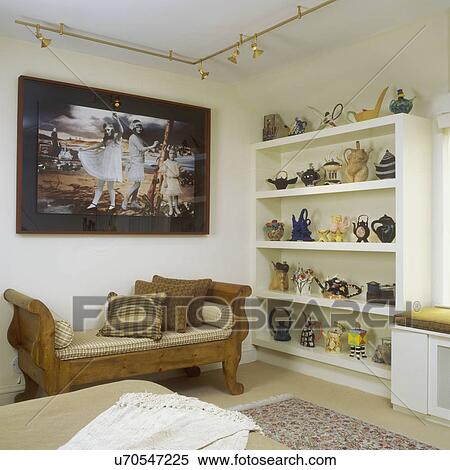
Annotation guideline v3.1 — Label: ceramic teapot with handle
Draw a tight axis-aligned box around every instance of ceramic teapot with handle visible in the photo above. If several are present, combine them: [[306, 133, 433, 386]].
[[314, 276, 363, 300], [343, 141, 372, 183], [371, 214, 396, 243], [267, 170, 298, 190]]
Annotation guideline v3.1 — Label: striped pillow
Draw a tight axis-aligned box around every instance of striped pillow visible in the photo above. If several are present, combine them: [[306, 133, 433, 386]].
[[201, 302, 234, 330], [98, 293, 166, 339], [50, 311, 74, 349]]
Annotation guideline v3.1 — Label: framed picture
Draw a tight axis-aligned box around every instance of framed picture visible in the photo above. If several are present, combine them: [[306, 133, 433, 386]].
[[17, 76, 210, 234]]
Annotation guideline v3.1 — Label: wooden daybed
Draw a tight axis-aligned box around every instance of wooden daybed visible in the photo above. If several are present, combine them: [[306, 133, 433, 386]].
[[4, 281, 251, 402]]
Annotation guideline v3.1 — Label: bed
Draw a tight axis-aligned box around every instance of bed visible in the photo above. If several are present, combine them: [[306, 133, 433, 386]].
[[0, 380, 287, 450]]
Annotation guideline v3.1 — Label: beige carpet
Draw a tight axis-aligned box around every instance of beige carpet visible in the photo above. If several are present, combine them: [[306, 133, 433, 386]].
[[157, 361, 450, 450]]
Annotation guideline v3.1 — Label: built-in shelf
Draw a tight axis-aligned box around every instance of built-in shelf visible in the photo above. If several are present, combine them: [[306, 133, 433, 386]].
[[256, 241, 396, 253], [256, 179, 395, 199], [253, 333, 391, 380], [254, 289, 394, 317]]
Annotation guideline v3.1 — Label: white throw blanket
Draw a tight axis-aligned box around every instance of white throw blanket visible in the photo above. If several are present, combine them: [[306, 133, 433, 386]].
[[60, 392, 259, 450]]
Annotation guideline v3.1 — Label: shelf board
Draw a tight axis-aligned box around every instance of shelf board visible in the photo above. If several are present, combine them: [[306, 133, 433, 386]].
[[255, 289, 394, 316], [256, 241, 396, 253], [252, 333, 391, 380], [256, 179, 395, 199], [252, 113, 428, 153]]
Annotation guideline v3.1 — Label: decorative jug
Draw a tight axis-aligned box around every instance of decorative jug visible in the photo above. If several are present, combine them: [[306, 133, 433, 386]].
[[371, 214, 396, 243], [291, 208, 314, 241], [343, 141, 371, 183]]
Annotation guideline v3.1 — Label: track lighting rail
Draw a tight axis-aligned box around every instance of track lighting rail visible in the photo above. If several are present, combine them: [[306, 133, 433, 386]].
[[15, 0, 336, 78]]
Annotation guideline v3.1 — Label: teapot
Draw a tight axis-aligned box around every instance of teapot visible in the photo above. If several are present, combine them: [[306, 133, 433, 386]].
[[297, 163, 321, 187], [390, 89, 415, 114], [343, 141, 372, 183], [371, 214, 395, 243], [320, 153, 344, 185], [352, 214, 370, 243], [291, 208, 314, 241], [267, 170, 298, 190], [289, 117, 307, 135], [314, 276, 363, 300], [269, 307, 292, 342]]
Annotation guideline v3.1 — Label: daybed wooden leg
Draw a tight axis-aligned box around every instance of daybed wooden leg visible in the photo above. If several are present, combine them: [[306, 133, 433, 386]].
[[222, 357, 244, 395], [15, 374, 39, 403], [184, 366, 201, 377]]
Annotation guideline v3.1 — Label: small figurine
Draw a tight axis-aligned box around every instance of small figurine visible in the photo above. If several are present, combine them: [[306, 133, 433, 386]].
[[372, 338, 391, 365], [346, 87, 388, 122], [300, 315, 323, 348], [317, 229, 330, 242], [390, 89, 415, 115], [343, 141, 372, 183], [263, 114, 289, 141], [375, 150, 395, 180], [308, 103, 343, 129], [325, 322, 346, 353], [297, 163, 321, 187], [267, 170, 298, 190], [315, 276, 363, 300], [320, 153, 344, 184], [289, 117, 307, 135], [269, 307, 292, 342], [353, 215, 370, 243], [329, 215, 351, 242], [269, 261, 290, 291], [292, 265, 315, 295], [348, 323, 368, 360], [371, 214, 396, 243], [264, 219, 284, 241], [291, 209, 314, 241]]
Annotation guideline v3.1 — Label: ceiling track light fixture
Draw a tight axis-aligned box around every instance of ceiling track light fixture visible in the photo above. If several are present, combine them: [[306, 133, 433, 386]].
[[34, 24, 51, 48], [251, 33, 264, 59], [16, 0, 336, 79], [198, 61, 209, 80], [227, 43, 240, 64]]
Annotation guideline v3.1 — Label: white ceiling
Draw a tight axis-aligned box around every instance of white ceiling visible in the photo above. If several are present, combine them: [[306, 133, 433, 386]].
[[1, 0, 450, 82]]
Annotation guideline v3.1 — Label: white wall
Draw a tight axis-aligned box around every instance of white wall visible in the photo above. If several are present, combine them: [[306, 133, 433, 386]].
[[0, 37, 254, 391]]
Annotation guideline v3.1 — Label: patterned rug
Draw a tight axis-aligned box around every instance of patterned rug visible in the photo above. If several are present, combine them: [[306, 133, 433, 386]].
[[233, 395, 435, 450]]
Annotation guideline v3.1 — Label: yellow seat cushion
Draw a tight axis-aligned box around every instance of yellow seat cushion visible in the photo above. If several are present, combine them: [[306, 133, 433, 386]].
[[395, 307, 450, 334], [412, 307, 450, 325]]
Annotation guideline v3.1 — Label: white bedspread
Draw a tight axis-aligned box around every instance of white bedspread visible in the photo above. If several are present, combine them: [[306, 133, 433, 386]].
[[59, 392, 259, 450]]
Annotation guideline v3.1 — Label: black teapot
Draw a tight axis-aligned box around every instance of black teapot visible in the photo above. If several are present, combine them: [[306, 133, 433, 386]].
[[269, 307, 292, 341], [371, 214, 396, 243], [267, 170, 298, 190], [353, 215, 370, 243], [297, 163, 321, 187]]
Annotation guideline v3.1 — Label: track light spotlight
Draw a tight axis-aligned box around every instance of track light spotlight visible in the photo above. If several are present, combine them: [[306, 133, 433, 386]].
[[112, 97, 121, 109], [251, 34, 263, 59], [198, 61, 209, 80], [35, 24, 51, 48], [227, 45, 240, 64]]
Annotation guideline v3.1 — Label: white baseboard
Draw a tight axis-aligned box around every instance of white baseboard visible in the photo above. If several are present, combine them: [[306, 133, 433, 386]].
[[0, 384, 24, 405], [257, 348, 391, 398]]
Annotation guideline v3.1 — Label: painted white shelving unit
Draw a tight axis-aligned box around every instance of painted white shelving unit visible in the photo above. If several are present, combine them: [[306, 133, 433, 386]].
[[250, 114, 432, 381]]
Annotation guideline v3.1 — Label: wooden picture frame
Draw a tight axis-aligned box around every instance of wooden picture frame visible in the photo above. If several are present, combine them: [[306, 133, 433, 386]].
[[17, 76, 210, 235]]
